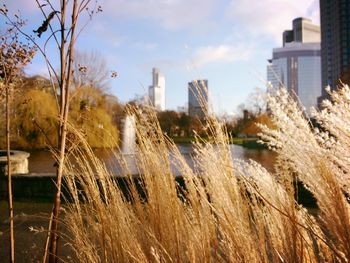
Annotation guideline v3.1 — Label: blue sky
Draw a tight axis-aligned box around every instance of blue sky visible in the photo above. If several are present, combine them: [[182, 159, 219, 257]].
[[2, 0, 319, 115]]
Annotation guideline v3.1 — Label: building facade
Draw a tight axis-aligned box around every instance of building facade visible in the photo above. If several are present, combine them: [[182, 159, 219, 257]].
[[320, 0, 350, 94], [188, 79, 208, 119], [148, 68, 165, 111], [267, 18, 321, 112], [282, 17, 321, 46]]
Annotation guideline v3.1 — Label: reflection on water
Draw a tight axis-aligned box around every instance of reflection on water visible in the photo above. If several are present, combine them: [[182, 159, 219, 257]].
[[28, 144, 277, 175], [28, 150, 56, 173], [230, 144, 277, 172]]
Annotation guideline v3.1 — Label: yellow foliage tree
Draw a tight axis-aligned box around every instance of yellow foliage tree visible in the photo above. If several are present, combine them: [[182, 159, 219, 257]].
[[13, 89, 58, 148], [69, 85, 119, 147], [240, 114, 276, 136]]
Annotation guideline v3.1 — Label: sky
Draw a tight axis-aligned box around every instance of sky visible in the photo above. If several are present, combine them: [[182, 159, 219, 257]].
[[2, 0, 320, 115]]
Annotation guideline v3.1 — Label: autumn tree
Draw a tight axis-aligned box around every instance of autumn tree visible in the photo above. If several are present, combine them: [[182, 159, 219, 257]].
[[13, 88, 58, 148], [0, 71, 122, 150], [178, 113, 191, 136], [231, 88, 271, 137], [156, 110, 208, 138], [239, 114, 275, 136], [158, 110, 180, 136], [70, 50, 121, 146], [70, 85, 119, 147]]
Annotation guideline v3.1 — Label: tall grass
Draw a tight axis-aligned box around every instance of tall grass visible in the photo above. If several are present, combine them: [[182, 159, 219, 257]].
[[61, 86, 350, 262]]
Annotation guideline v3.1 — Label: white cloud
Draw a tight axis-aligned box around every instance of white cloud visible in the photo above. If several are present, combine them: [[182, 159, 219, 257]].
[[89, 21, 127, 47], [102, 0, 216, 30], [4, 0, 40, 14], [306, 0, 320, 24], [192, 44, 252, 68], [25, 63, 50, 78], [139, 58, 182, 72], [225, 0, 320, 43], [133, 42, 158, 50]]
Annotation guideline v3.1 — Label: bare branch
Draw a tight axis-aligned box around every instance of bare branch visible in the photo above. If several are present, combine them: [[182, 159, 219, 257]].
[[35, 0, 60, 48], [1, 14, 60, 82]]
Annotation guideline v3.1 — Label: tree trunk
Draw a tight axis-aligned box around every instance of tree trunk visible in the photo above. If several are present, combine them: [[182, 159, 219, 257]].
[[6, 84, 15, 263], [48, 1, 78, 262]]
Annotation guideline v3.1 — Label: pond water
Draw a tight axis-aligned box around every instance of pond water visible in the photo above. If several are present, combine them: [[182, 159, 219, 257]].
[[27, 144, 277, 175]]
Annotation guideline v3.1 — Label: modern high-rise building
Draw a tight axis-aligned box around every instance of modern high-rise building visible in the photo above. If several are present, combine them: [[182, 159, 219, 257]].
[[188, 79, 208, 119], [267, 18, 321, 112], [320, 0, 350, 94], [148, 68, 165, 111], [282, 17, 321, 46]]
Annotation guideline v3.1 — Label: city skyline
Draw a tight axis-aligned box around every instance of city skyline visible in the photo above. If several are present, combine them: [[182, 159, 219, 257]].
[[188, 79, 209, 118], [148, 67, 166, 111], [1, 0, 320, 115], [267, 17, 321, 113], [320, 0, 350, 95]]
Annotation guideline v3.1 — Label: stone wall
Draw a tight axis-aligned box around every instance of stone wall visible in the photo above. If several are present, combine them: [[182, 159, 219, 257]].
[[0, 174, 57, 199]]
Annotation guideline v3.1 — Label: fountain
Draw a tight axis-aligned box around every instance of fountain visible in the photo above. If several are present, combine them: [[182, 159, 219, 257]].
[[121, 115, 136, 155], [118, 115, 139, 175]]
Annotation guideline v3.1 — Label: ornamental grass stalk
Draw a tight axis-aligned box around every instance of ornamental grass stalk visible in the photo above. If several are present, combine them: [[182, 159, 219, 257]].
[[62, 86, 350, 262]]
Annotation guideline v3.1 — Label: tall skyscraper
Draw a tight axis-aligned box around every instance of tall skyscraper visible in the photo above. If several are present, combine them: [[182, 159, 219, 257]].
[[188, 79, 208, 119], [267, 18, 321, 112], [320, 0, 350, 94], [148, 68, 165, 111], [282, 17, 321, 46]]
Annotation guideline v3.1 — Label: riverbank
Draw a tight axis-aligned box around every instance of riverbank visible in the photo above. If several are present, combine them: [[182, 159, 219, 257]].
[[0, 178, 317, 262], [171, 136, 267, 149], [234, 138, 267, 149], [6, 136, 267, 151], [0, 144, 278, 200], [0, 172, 317, 208]]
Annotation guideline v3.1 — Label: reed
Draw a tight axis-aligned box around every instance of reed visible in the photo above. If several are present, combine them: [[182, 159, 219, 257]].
[[62, 86, 350, 262]]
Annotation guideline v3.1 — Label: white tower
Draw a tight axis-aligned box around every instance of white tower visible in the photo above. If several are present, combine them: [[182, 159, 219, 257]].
[[149, 68, 165, 111]]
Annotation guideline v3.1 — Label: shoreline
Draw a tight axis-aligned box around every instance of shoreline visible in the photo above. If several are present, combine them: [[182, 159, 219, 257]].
[[172, 136, 267, 149]]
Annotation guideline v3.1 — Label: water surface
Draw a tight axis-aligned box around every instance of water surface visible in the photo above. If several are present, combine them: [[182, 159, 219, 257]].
[[28, 144, 277, 175]]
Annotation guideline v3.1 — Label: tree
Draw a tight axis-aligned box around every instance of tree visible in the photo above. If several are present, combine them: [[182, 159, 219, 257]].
[[0, 14, 36, 263], [178, 113, 191, 136], [158, 110, 180, 136], [70, 85, 119, 147], [72, 50, 121, 141], [239, 114, 275, 136], [2, 1, 103, 262], [0, 73, 122, 150], [104, 94, 124, 127], [73, 50, 111, 91], [246, 87, 267, 115], [14, 88, 58, 148]]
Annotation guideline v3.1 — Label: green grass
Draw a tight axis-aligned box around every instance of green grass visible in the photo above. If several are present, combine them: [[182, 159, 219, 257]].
[[171, 136, 262, 148], [170, 136, 194, 144]]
